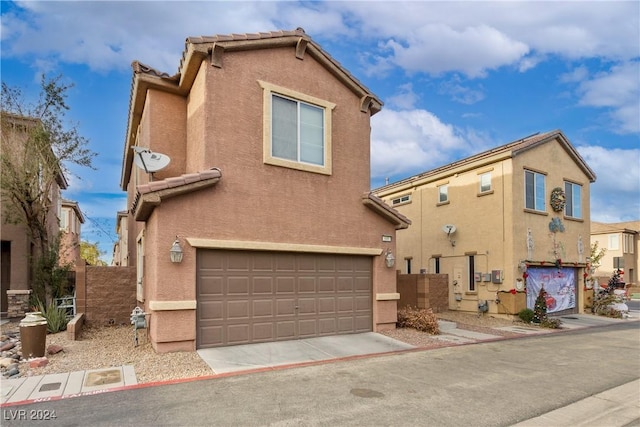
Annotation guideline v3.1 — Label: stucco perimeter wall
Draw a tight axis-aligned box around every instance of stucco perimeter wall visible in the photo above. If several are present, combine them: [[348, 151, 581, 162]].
[[75, 263, 137, 327]]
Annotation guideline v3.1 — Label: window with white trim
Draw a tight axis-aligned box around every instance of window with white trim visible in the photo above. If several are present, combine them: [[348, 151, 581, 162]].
[[479, 172, 492, 193], [392, 194, 411, 206], [438, 184, 448, 203], [525, 170, 545, 212], [623, 234, 634, 254], [608, 234, 619, 251], [564, 181, 582, 218], [259, 81, 335, 175]]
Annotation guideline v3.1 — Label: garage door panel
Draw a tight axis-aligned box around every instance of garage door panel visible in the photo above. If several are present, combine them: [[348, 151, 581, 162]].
[[318, 297, 335, 313], [297, 298, 316, 314], [197, 250, 372, 348], [276, 299, 296, 315], [337, 297, 354, 312], [276, 321, 296, 339], [276, 255, 296, 271], [318, 277, 336, 292], [199, 326, 223, 347], [227, 277, 249, 295], [355, 277, 370, 291], [199, 301, 223, 320], [298, 319, 317, 337], [227, 300, 249, 319], [355, 296, 371, 311], [227, 325, 250, 344], [253, 277, 274, 294], [199, 277, 224, 296], [337, 317, 354, 332], [297, 256, 317, 272], [319, 318, 337, 334], [298, 277, 316, 293], [355, 315, 371, 331], [252, 323, 275, 341], [316, 256, 336, 272], [252, 299, 274, 317], [276, 277, 295, 294]]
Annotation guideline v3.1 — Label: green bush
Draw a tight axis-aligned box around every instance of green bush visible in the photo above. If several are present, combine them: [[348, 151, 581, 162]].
[[592, 292, 624, 318], [518, 308, 535, 323], [37, 300, 69, 334], [397, 306, 440, 335]]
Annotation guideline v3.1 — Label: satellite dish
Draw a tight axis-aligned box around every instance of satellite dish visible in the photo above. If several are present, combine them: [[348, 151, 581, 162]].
[[133, 148, 171, 173], [442, 224, 457, 235]]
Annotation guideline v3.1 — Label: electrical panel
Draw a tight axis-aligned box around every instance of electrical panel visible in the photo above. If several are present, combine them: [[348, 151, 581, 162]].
[[483, 273, 492, 282]]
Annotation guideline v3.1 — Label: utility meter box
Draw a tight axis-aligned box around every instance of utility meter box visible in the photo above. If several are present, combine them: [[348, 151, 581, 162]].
[[491, 270, 503, 284]]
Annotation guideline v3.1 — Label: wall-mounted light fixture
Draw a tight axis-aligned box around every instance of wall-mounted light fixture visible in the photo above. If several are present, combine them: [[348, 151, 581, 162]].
[[169, 237, 183, 263], [385, 249, 395, 268]]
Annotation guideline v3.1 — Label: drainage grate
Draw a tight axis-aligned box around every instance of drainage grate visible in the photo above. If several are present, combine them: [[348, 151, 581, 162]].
[[39, 382, 61, 392], [562, 316, 579, 320]]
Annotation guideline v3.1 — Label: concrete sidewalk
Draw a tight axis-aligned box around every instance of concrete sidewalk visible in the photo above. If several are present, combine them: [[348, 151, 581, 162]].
[[0, 365, 137, 404], [512, 379, 640, 427]]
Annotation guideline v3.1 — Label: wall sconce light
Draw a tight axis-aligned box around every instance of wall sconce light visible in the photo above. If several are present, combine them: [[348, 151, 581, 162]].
[[385, 249, 395, 268], [169, 237, 183, 263]]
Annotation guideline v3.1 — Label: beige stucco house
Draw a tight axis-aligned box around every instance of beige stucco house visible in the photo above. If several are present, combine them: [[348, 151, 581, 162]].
[[119, 29, 409, 352], [375, 130, 596, 317], [59, 199, 85, 266], [1, 113, 68, 318], [112, 211, 129, 266], [591, 221, 639, 286]]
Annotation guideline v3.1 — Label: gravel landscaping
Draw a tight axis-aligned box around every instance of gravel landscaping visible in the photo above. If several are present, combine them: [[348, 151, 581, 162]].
[[1, 311, 525, 384]]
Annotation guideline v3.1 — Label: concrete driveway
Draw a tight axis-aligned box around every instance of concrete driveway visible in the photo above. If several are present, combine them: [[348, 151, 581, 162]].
[[196, 332, 415, 374]]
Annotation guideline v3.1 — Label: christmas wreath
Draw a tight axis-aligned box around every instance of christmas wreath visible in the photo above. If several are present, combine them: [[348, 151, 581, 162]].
[[550, 187, 566, 212]]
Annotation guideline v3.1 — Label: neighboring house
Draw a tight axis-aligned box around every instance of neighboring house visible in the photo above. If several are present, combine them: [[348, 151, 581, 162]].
[[590, 221, 639, 286], [112, 210, 129, 266], [119, 29, 409, 352], [59, 199, 85, 266], [1, 112, 68, 318], [374, 130, 596, 317]]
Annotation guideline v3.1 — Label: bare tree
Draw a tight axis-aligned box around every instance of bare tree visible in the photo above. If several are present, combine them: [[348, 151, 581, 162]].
[[1, 75, 96, 301]]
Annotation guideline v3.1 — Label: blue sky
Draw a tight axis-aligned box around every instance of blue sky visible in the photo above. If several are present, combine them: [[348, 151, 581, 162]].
[[2, 1, 639, 263]]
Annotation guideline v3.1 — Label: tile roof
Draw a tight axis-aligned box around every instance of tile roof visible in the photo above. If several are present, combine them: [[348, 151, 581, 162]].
[[131, 168, 222, 221], [374, 129, 596, 193], [362, 192, 411, 229], [591, 221, 640, 234]]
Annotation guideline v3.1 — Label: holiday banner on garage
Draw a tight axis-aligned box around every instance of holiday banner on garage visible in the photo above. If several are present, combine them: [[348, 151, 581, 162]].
[[526, 267, 576, 313]]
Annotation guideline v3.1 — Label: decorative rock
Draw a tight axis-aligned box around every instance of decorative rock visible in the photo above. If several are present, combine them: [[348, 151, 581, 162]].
[[0, 357, 15, 368], [0, 341, 16, 352], [6, 367, 19, 377], [47, 344, 64, 355], [29, 357, 48, 368]]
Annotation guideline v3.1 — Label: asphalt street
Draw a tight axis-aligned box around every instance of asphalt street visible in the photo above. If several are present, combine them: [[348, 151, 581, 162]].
[[2, 321, 639, 427]]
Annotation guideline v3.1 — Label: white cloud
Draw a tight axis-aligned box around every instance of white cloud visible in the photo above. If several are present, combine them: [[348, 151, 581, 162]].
[[370, 108, 468, 180], [575, 61, 640, 134], [386, 83, 419, 110], [578, 145, 640, 222]]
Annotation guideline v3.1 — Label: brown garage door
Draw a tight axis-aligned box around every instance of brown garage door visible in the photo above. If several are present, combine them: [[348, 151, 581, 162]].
[[196, 250, 372, 348]]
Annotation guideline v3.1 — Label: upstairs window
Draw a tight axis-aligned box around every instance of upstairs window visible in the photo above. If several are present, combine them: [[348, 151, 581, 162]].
[[564, 181, 582, 219], [479, 172, 492, 193], [525, 170, 545, 212], [438, 184, 449, 204], [259, 81, 335, 175], [392, 194, 411, 206]]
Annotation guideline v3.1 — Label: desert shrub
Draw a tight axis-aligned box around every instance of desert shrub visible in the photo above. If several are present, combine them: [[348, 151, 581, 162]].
[[37, 299, 69, 333], [539, 318, 562, 329], [592, 292, 624, 318], [397, 306, 440, 335], [518, 308, 535, 323]]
